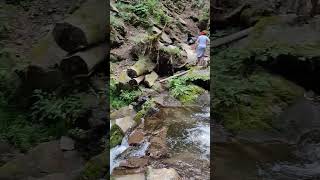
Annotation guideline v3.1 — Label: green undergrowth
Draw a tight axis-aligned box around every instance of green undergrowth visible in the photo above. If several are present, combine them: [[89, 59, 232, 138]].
[[212, 46, 304, 132], [0, 106, 52, 152], [110, 124, 123, 148], [110, 78, 142, 110], [160, 46, 182, 57], [115, 0, 171, 27], [169, 71, 207, 104]]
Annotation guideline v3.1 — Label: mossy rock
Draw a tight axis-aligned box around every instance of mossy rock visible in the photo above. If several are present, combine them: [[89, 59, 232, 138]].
[[220, 71, 304, 132], [110, 124, 124, 148], [247, 15, 320, 59], [80, 150, 108, 180], [178, 85, 205, 104]]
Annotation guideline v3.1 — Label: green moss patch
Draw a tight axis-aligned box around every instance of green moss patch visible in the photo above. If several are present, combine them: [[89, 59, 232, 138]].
[[110, 124, 124, 148]]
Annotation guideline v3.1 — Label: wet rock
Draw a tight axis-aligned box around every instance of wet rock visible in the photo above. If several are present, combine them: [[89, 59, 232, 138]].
[[144, 116, 164, 132], [113, 173, 145, 180], [79, 150, 108, 180], [128, 130, 145, 146], [195, 91, 210, 107], [60, 136, 75, 151], [146, 166, 181, 180], [147, 127, 169, 159], [115, 116, 137, 134], [0, 141, 84, 180], [111, 106, 136, 120], [119, 157, 149, 168]]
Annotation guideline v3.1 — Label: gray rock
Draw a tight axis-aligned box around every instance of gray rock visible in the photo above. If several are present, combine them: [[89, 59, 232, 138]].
[[60, 136, 75, 151]]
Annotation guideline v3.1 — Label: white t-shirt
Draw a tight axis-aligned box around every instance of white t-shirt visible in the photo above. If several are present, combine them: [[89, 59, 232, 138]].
[[197, 35, 209, 48]]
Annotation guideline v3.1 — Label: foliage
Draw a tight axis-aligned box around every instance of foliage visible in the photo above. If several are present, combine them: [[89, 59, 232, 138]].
[[212, 46, 304, 132], [160, 46, 182, 57], [116, 0, 171, 26], [169, 73, 206, 104], [110, 78, 142, 109], [30, 89, 85, 127], [110, 124, 123, 148], [0, 106, 52, 152]]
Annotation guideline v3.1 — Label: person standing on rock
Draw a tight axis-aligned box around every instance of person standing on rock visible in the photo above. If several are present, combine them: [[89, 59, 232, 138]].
[[195, 31, 209, 66]]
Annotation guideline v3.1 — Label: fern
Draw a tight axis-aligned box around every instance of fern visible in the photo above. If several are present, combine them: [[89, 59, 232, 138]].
[[31, 90, 84, 126]]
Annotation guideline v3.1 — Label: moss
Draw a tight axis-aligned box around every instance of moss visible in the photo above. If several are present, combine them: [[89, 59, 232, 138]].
[[110, 124, 124, 148], [219, 71, 304, 132], [178, 85, 205, 104], [80, 150, 108, 180], [134, 111, 144, 125], [160, 46, 182, 57]]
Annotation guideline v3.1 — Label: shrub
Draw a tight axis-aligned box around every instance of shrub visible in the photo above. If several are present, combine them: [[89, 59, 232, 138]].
[[30, 89, 85, 126]]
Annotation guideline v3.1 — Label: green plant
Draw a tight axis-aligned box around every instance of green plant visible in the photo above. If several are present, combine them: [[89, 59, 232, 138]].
[[0, 106, 53, 152], [110, 78, 142, 109], [30, 90, 84, 126], [116, 0, 171, 26], [160, 46, 182, 57], [169, 73, 206, 104]]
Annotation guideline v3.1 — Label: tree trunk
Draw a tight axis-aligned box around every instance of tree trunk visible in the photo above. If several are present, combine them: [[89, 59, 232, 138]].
[[127, 56, 156, 78], [25, 33, 66, 90], [118, 70, 131, 89], [52, 0, 107, 52], [212, 27, 253, 48], [144, 71, 159, 87], [129, 76, 145, 87], [60, 43, 107, 76]]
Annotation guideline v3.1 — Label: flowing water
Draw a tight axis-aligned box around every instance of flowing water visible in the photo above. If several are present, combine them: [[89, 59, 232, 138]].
[[110, 105, 210, 179]]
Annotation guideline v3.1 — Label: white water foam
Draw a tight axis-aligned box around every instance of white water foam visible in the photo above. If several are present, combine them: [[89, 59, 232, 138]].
[[110, 136, 129, 174], [186, 124, 210, 159]]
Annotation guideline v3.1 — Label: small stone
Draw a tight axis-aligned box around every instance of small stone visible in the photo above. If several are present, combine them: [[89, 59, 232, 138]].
[[60, 136, 75, 151]]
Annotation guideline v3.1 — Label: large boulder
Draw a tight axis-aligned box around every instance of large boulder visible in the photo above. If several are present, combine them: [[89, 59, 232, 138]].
[[79, 150, 108, 180], [0, 141, 84, 180]]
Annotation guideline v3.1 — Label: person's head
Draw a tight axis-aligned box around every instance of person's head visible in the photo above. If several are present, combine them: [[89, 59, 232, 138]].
[[200, 31, 207, 35]]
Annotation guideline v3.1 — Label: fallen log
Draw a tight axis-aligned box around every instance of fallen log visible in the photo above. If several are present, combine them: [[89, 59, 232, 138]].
[[60, 43, 107, 76], [159, 70, 191, 83], [129, 76, 145, 87], [25, 33, 67, 90], [127, 56, 156, 78], [212, 27, 253, 48], [29, 33, 67, 68], [118, 70, 131, 89], [144, 71, 159, 87], [52, 0, 107, 52]]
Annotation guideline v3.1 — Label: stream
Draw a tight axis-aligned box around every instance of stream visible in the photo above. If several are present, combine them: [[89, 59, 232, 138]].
[[110, 105, 210, 179]]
